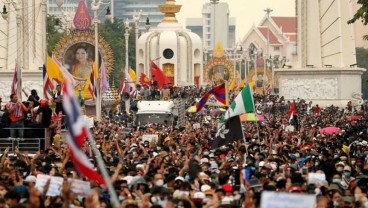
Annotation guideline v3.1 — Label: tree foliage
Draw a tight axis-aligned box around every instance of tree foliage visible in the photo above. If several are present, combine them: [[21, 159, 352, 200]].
[[46, 16, 63, 55], [348, 0, 368, 25]]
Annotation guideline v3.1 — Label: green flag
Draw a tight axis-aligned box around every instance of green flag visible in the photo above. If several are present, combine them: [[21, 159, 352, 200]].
[[223, 84, 255, 120]]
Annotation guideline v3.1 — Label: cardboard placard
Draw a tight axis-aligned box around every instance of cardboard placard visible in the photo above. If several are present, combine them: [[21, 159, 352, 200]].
[[261, 191, 316, 208], [142, 134, 158, 143], [68, 178, 91, 196], [35, 174, 64, 197]]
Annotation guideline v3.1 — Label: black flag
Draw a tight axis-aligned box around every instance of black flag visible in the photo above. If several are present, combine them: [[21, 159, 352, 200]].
[[212, 115, 243, 149]]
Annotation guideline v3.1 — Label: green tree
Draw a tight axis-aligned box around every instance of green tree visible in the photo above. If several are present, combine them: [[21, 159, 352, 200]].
[[99, 18, 136, 88], [356, 47, 368, 99], [348, 0, 368, 40], [46, 16, 63, 55]]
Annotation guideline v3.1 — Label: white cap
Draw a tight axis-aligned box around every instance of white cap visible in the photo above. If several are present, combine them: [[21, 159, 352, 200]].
[[25, 175, 36, 183], [200, 158, 209, 164], [201, 184, 211, 192], [259, 161, 265, 167], [193, 191, 206, 200], [175, 176, 185, 182]]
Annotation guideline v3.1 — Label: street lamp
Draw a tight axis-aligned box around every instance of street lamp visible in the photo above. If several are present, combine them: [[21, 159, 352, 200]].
[[133, 10, 142, 82], [2, 1, 22, 99], [145, 17, 151, 32], [1, 5, 8, 20], [124, 18, 131, 113], [264, 8, 273, 92], [91, 0, 112, 122]]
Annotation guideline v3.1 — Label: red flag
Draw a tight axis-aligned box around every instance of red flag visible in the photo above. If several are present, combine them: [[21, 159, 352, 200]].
[[11, 63, 18, 95], [140, 72, 152, 86], [150, 62, 170, 88]]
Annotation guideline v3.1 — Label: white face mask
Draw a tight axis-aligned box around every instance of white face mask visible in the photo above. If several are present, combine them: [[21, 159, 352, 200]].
[[337, 167, 343, 172], [155, 179, 164, 186]]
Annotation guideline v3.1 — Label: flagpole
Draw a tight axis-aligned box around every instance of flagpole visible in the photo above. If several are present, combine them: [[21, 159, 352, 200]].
[[86, 131, 120, 207]]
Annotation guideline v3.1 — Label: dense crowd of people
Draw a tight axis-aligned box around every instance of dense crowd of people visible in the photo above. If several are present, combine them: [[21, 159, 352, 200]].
[[0, 85, 367, 208]]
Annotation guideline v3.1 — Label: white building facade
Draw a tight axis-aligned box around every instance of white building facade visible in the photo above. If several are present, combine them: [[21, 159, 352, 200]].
[[275, 0, 365, 106], [136, 0, 203, 86], [0, 0, 47, 100]]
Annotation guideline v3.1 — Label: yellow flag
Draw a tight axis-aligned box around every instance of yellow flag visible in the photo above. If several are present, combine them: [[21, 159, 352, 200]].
[[84, 63, 99, 93], [229, 79, 236, 91], [237, 79, 245, 90], [46, 56, 64, 83], [129, 68, 137, 82]]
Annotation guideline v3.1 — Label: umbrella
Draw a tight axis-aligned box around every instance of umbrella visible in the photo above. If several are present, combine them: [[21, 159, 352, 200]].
[[320, 126, 340, 135], [187, 105, 205, 113], [240, 113, 266, 122], [346, 115, 360, 120]]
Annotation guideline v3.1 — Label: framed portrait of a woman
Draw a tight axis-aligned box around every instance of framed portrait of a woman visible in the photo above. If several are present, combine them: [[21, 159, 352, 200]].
[[63, 42, 102, 80]]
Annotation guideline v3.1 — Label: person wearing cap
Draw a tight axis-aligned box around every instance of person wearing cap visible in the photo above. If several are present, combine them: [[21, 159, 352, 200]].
[[335, 162, 345, 173], [341, 165, 355, 190]]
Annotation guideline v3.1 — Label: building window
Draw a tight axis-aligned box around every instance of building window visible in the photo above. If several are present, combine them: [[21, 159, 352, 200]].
[[274, 46, 280, 51]]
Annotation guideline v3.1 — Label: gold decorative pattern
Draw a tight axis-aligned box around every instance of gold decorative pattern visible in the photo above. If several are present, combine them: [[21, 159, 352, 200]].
[[204, 57, 234, 83], [52, 31, 114, 76], [158, 0, 182, 23]]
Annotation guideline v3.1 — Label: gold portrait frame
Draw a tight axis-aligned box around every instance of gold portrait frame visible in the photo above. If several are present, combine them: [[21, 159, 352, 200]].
[[52, 31, 114, 76], [204, 57, 234, 84]]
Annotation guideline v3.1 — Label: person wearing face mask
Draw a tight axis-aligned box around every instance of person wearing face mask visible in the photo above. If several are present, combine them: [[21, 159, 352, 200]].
[[335, 162, 345, 173], [153, 173, 165, 187], [341, 165, 355, 190]]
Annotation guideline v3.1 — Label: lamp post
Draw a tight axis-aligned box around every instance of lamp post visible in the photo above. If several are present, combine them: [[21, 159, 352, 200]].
[[133, 10, 142, 82], [145, 17, 151, 32], [124, 18, 131, 113], [2, 0, 22, 99], [264, 8, 273, 91], [91, 0, 111, 122], [1, 3, 9, 72]]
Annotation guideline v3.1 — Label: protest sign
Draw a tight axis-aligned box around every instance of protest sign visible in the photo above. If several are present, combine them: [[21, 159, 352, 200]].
[[193, 123, 201, 129], [261, 191, 316, 208], [308, 173, 326, 185], [35, 174, 64, 196], [68, 178, 91, 196], [142, 134, 158, 142]]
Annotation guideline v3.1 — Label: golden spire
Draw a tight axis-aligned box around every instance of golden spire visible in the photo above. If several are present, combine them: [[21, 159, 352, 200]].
[[158, 0, 182, 23], [213, 41, 225, 58]]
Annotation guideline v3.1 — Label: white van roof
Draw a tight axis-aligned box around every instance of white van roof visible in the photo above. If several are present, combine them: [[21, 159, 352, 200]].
[[137, 101, 174, 113]]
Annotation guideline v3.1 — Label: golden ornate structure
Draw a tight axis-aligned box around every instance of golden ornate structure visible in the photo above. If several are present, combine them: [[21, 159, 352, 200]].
[[203, 42, 234, 84], [158, 0, 182, 23], [52, 31, 114, 99], [246, 68, 273, 95], [53, 31, 114, 75]]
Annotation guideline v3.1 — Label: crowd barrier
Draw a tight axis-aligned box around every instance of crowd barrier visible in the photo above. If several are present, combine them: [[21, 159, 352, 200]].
[[0, 127, 47, 153]]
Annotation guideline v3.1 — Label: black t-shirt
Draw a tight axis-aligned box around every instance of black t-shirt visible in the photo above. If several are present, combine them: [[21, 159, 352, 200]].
[[37, 107, 52, 128]]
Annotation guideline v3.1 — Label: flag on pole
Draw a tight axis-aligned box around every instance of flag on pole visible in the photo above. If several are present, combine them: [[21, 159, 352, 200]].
[[62, 82, 106, 185], [229, 79, 236, 92], [222, 84, 255, 120], [52, 55, 77, 86], [46, 56, 64, 84], [129, 68, 137, 82], [140, 72, 151, 86], [43, 64, 54, 99], [150, 61, 170, 88], [100, 59, 109, 94], [88, 64, 97, 99], [212, 115, 244, 149], [11, 62, 18, 95], [118, 73, 126, 95], [195, 83, 227, 112]]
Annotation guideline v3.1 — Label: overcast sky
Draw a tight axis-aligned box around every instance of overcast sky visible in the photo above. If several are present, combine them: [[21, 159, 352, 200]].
[[176, 0, 296, 42]]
